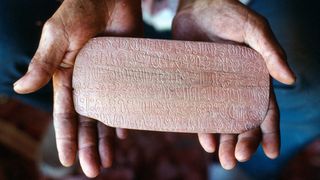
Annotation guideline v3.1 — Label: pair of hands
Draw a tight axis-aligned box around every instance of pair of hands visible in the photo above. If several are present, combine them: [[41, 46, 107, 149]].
[[14, 0, 295, 178]]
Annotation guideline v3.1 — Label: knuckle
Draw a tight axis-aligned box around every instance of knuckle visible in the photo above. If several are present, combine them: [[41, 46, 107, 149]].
[[56, 135, 76, 142], [53, 112, 77, 140], [78, 143, 96, 150], [99, 134, 114, 141], [43, 18, 65, 37], [54, 112, 77, 124], [255, 15, 270, 30], [248, 12, 269, 31], [79, 118, 96, 127], [255, 13, 268, 24], [43, 18, 57, 33], [220, 138, 236, 145], [30, 58, 54, 77], [258, 15, 268, 24]]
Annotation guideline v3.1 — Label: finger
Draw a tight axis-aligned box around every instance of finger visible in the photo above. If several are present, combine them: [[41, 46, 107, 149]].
[[218, 134, 237, 170], [244, 12, 295, 85], [53, 68, 77, 167], [116, 128, 128, 140], [235, 128, 261, 162], [98, 122, 115, 168], [14, 18, 69, 94], [260, 90, 280, 159], [198, 133, 217, 153], [78, 116, 100, 178]]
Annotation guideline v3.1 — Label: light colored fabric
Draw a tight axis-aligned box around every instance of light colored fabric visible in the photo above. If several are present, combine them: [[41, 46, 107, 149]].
[[240, 0, 252, 5], [142, 0, 178, 31]]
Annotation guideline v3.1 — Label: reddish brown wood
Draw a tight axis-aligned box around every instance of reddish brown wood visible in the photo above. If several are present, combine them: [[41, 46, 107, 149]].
[[72, 37, 270, 133]]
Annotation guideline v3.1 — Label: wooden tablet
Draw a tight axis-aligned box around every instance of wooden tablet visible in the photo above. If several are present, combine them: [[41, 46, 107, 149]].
[[73, 37, 269, 133]]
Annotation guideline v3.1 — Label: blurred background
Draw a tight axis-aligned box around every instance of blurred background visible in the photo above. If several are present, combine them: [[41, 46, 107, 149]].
[[0, 0, 319, 179]]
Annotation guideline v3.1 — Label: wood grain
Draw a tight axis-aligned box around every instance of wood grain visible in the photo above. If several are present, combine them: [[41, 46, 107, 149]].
[[72, 37, 270, 133]]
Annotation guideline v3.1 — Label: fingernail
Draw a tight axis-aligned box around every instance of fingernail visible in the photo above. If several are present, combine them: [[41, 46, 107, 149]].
[[205, 145, 216, 153], [222, 162, 236, 170], [267, 150, 279, 159], [267, 153, 277, 159], [235, 152, 249, 162], [280, 71, 296, 85], [13, 79, 24, 93], [13, 81, 21, 90], [290, 73, 297, 84]]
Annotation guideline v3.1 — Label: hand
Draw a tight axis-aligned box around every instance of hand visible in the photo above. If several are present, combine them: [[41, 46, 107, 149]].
[[13, 0, 142, 177], [172, 0, 294, 169]]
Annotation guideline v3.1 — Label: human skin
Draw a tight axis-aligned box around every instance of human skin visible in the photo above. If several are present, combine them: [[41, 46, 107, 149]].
[[13, 0, 296, 177], [172, 0, 295, 170], [14, 0, 143, 178]]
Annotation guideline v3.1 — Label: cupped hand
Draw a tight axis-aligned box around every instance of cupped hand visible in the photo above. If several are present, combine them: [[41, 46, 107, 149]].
[[14, 0, 142, 177], [172, 0, 293, 169]]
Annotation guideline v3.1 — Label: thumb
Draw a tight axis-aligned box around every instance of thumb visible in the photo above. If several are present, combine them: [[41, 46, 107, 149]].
[[244, 12, 296, 85], [14, 19, 69, 94]]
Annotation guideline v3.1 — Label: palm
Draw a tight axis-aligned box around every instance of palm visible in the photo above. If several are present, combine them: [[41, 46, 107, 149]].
[[14, 0, 142, 177], [172, 0, 285, 169]]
